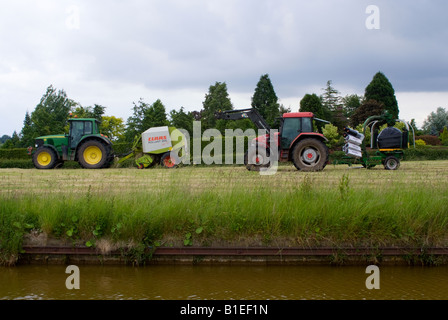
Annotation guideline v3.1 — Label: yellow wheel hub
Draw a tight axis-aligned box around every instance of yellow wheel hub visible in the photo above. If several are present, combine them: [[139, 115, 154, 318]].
[[37, 151, 52, 167], [83, 146, 103, 165]]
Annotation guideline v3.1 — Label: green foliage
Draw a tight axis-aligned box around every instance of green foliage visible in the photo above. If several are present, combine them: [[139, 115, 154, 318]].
[[201, 82, 233, 132], [0, 158, 82, 169], [351, 99, 385, 127], [125, 98, 169, 141], [338, 174, 350, 200], [378, 121, 406, 133], [440, 127, 448, 146], [415, 135, 442, 146], [404, 147, 448, 160], [300, 93, 329, 121], [364, 72, 399, 120], [0, 148, 29, 160], [100, 116, 125, 141], [409, 119, 423, 136], [321, 80, 341, 113], [320, 81, 350, 130], [20, 112, 34, 148], [251, 74, 280, 128], [169, 107, 195, 137], [0, 160, 33, 169], [341, 94, 362, 118], [0, 216, 32, 265], [29, 85, 76, 137], [1, 132, 21, 149], [71, 104, 105, 120], [415, 139, 426, 147], [0, 135, 11, 145], [422, 107, 448, 135], [322, 124, 341, 149]]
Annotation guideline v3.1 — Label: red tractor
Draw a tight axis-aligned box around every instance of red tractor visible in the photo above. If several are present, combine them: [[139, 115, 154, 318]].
[[215, 108, 330, 172]]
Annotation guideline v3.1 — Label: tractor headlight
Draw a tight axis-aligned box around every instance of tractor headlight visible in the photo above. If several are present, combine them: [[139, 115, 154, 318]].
[[35, 139, 44, 148]]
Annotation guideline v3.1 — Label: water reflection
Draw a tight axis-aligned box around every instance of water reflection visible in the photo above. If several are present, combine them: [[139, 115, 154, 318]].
[[1, 265, 447, 300]]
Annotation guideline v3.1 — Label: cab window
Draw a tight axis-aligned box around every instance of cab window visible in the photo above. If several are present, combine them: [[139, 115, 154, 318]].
[[85, 122, 92, 135], [302, 117, 312, 133], [281, 118, 301, 149]]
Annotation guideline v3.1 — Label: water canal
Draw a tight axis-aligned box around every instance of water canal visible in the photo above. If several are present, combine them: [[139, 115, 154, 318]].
[[1, 264, 447, 300]]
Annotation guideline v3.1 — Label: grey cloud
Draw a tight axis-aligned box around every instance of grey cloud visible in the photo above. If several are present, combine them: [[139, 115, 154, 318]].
[[1, 0, 447, 134]]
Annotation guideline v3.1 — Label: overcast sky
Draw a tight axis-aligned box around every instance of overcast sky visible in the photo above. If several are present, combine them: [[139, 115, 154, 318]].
[[1, 0, 447, 136]]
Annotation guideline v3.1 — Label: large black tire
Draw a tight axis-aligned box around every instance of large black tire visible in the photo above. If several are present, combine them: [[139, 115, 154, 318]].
[[33, 147, 58, 169], [78, 140, 110, 169], [102, 144, 115, 168], [384, 156, 400, 170], [244, 146, 270, 171], [291, 138, 329, 172]]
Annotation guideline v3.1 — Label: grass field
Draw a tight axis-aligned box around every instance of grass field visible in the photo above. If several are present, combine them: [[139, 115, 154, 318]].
[[1, 161, 448, 264]]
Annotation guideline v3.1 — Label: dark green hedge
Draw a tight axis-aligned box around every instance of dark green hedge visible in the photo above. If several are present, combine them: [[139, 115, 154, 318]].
[[404, 146, 448, 161], [0, 148, 29, 160]]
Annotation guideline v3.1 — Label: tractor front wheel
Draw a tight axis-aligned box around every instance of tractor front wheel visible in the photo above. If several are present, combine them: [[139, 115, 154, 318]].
[[291, 139, 329, 172], [33, 147, 58, 169], [78, 140, 109, 169]]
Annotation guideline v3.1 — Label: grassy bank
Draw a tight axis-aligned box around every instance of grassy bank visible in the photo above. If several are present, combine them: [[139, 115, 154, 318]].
[[1, 161, 448, 265]]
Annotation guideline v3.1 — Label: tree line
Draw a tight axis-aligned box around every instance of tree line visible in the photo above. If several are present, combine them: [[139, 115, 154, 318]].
[[1, 72, 447, 149]]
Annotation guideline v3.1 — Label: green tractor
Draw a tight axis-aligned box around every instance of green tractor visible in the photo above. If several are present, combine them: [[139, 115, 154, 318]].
[[29, 118, 114, 169]]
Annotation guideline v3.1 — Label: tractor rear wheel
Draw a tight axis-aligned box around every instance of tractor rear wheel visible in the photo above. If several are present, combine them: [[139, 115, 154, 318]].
[[78, 140, 109, 169], [291, 138, 329, 172], [384, 156, 400, 170], [33, 147, 58, 169], [160, 152, 179, 168]]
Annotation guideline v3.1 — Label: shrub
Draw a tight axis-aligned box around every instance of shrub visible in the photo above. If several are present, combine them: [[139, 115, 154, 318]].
[[415, 139, 426, 147], [322, 124, 341, 149], [415, 135, 441, 146], [440, 127, 448, 146]]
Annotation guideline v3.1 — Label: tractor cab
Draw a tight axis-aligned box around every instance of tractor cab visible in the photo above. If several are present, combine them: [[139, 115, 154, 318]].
[[279, 112, 315, 149], [68, 118, 102, 149]]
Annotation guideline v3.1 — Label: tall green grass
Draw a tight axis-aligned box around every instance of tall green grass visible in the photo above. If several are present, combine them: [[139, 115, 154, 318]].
[[1, 165, 448, 265]]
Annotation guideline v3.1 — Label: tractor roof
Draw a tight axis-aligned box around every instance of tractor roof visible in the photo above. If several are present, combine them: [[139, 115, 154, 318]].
[[69, 118, 99, 122], [283, 112, 314, 118]]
